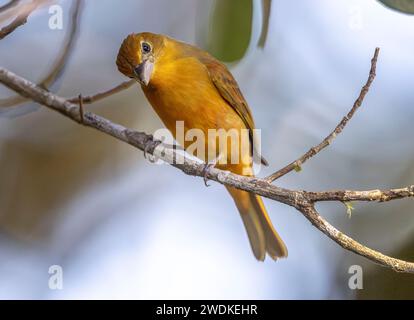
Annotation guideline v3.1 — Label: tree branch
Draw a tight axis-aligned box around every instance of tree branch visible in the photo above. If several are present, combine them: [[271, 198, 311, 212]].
[[1, 59, 414, 273], [266, 48, 380, 183], [305, 186, 414, 203], [0, 3, 36, 39], [297, 204, 414, 273], [0, 0, 49, 39]]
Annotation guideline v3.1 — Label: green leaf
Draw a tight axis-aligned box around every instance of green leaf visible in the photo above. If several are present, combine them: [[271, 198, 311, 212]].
[[343, 202, 355, 219], [378, 0, 414, 14], [207, 0, 253, 62], [293, 163, 302, 172]]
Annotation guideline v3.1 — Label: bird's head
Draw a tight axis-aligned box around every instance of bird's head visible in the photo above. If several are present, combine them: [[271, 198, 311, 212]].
[[116, 32, 165, 86]]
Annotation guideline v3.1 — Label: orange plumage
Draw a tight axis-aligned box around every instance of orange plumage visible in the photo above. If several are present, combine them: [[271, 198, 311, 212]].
[[116, 32, 287, 261]]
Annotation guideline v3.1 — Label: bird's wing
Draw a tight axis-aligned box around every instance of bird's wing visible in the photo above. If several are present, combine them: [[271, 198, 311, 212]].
[[200, 56, 268, 166]]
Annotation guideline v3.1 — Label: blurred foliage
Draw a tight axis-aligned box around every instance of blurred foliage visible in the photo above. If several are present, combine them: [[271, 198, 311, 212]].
[[378, 0, 414, 14], [258, 0, 272, 47], [207, 0, 253, 62], [206, 0, 273, 61], [357, 235, 414, 299], [0, 94, 142, 241]]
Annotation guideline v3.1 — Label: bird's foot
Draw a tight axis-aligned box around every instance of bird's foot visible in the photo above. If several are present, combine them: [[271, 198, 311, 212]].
[[202, 162, 216, 187]]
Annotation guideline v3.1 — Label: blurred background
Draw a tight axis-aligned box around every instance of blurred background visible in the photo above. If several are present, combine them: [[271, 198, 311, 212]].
[[0, 0, 413, 299]]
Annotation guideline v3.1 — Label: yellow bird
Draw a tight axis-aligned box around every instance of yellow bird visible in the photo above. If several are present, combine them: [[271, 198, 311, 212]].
[[116, 32, 287, 261]]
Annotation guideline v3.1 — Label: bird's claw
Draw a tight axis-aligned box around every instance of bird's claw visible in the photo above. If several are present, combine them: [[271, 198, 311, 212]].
[[202, 162, 215, 187], [144, 139, 162, 163]]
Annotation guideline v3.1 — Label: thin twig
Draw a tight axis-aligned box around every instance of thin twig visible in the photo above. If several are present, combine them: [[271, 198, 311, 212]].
[[265, 48, 380, 183], [0, 0, 21, 14], [67, 80, 135, 104], [0, 0, 42, 39], [0, 0, 82, 107], [305, 185, 414, 203], [1, 64, 414, 273]]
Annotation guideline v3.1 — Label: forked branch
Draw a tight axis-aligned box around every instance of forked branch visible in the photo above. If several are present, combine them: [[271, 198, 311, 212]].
[[1, 48, 414, 272]]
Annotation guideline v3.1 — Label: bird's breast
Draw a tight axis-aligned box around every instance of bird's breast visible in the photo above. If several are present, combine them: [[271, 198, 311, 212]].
[[142, 57, 249, 170], [143, 57, 244, 136]]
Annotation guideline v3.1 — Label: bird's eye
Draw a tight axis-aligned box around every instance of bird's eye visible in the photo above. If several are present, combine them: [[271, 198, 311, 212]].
[[141, 42, 151, 54]]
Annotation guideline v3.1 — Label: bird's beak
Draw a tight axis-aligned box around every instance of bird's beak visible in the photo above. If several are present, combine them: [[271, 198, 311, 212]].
[[133, 60, 154, 86]]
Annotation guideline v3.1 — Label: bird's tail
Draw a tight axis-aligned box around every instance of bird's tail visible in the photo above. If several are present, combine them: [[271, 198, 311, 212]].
[[226, 186, 288, 261]]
